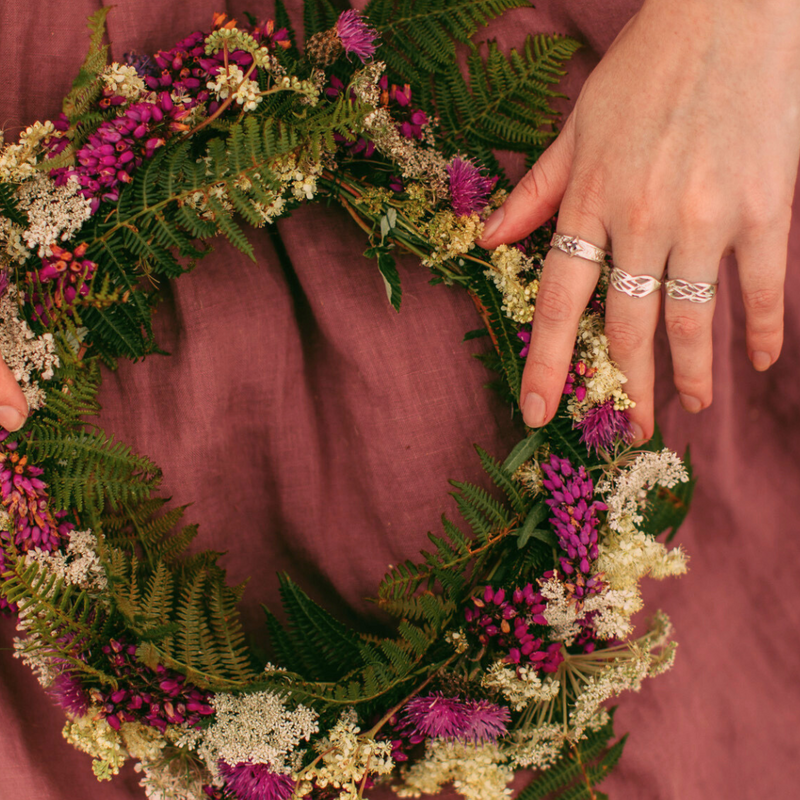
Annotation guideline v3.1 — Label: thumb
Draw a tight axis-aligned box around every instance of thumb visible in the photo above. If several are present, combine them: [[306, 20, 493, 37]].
[[0, 358, 29, 432], [478, 114, 576, 249]]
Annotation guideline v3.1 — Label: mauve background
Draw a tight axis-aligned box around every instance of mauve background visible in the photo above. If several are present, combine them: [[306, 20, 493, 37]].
[[1, 1, 798, 798]]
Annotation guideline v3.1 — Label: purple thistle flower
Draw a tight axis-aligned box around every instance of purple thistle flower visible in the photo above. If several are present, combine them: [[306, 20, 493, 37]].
[[49, 671, 90, 717], [336, 10, 378, 62], [575, 400, 634, 454], [542, 455, 607, 576], [402, 693, 510, 743], [218, 761, 294, 800], [447, 158, 497, 217]]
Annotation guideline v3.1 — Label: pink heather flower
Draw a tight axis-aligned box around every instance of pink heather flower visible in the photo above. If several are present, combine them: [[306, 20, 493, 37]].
[[336, 10, 378, 62], [575, 399, 635, 454], [218, 761, 294, 800], [447, 158, 497, 217], [517, 325, 531, 357], [401, 693, 510, 743]]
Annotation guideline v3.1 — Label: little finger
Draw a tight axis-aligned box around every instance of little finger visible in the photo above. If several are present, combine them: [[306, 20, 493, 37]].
[[734, 225, 787, 371], [0, 357, 29, 432]]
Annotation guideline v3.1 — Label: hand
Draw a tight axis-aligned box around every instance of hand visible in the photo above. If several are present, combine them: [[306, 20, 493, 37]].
[[478, 0, 800, 440], [0, 359, 29, 432]]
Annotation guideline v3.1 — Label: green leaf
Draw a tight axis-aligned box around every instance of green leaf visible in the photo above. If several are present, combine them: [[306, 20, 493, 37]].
[[516, 502, 553, 548], [0, 183, 27, 227], [376, 249, 403, 311], [502, 430, 547, 473]]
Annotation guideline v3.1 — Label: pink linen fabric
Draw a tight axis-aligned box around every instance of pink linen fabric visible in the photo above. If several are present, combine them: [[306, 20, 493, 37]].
[[0, 1, 798, 798]]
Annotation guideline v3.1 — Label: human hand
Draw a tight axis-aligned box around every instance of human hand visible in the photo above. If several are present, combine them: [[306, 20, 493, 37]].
[[0, 359, 29, 432], [478, 0, 800, 441]]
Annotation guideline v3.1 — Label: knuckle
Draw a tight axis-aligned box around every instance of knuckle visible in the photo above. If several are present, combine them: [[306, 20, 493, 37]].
[[566, 167, 605, 220], [522, 356, 560, 386], [621, 197, 657, 238], [743, 286, 783, 317], [665, 313, 705, 343], [676, 191, 723, 235], [739, 196, 792, 236], [604, 318, 649, 355], [534, 281, 576, 326], [518, 164, 550, 205]]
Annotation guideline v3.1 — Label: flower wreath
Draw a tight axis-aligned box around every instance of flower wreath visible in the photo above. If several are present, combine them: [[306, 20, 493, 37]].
[[0, 3, 694, 800]]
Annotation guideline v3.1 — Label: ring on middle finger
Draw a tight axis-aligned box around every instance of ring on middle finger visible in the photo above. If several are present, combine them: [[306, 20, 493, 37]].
[[609, 266, 662, 299]]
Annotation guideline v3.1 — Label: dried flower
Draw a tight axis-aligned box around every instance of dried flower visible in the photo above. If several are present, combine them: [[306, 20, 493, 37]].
[[401, 694, 510, 744]]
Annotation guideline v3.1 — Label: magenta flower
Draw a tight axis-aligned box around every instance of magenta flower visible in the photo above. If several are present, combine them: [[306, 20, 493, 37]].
[[218, 761, 294, 800], [465, 584, 564, 672], [336, 10, 378, 62], [575, 400, 634, 453], [542, 455, 607, 576], [447, 158, 497, 217], [49, 671, 90, 717], [402, 693, 510, 743]]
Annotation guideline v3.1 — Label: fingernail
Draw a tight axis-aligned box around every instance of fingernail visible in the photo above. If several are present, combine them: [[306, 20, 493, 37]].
[[752, 351, 772, 371], [630, 422, 645, 444], [480, 207, 505, 242], [0, 406, 26, 432], [522, 392, 546, 427], [679, 393, 703, 413]]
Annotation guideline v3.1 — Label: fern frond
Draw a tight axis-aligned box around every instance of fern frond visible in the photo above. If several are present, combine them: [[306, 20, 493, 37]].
[[62, 7, 111, 122]]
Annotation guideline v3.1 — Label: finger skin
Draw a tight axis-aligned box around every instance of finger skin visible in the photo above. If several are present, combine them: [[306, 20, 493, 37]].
[[0, 358, 28, 432], [734, 221, 788, 372], [477, 115, 576, 249]]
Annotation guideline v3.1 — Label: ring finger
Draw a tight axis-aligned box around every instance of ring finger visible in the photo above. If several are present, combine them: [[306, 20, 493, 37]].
[[663, 243, 721, 413]]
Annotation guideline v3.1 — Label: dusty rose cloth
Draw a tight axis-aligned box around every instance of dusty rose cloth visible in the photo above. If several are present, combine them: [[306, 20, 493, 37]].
[[1, 1, 799, 798]]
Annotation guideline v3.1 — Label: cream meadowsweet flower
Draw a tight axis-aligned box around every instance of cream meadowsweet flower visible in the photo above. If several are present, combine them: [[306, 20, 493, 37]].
[[597, 448, 689, 531], [63, 707, 128, 780], [395, 739, 512, 800], [0, 285, 60, 410], [102, 63, 147, 99], [481, 661, 560, 712], [207, 64, 263, 112], [485, 244, 540, 324], [300, 711, 393, 799]]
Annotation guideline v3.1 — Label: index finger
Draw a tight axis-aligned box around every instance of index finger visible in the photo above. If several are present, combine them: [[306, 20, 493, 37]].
[[521, 218, 608, 428], [0, 358, 29, 432]]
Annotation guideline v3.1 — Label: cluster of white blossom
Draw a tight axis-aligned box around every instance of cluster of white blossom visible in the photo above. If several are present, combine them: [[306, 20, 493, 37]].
[[503, 723, 564, 770], [298, 711, 393, 800], [481, 661, 560, 712], [134, 754, 208, 800], [564, 612, 676, 741], [15, 173, 92, 256], [63, 707, 129, 780], [0, 285, 59, 410], [351, 62, 450, 197], [24, 529, 108, 592], [539, 574, 643, 643], [597, 449, 690, 531], [422, 210, 482, 266], [207, 64, 263, 113], [196, 690, 318, 779], [485, 244, 541, 323], [395, 740, 513, 800], [568, 313, 633, 416], [0, 120, 55, 182], [596, 516, 688, 589], [444, 629, 469, 654], [0, 217, 31, 265], [102, 63, 147, 100]]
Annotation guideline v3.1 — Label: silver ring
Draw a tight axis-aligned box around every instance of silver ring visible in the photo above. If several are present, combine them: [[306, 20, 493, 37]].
[[664, 278, 717, 303], [609, 267, 662, 298], [550, 233, 609, 265]]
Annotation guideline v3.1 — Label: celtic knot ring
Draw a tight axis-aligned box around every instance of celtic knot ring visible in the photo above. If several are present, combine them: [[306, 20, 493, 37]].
[[609, 267, 662, 299], [550, 233, 610, 265], [664, 278, 718, 303]]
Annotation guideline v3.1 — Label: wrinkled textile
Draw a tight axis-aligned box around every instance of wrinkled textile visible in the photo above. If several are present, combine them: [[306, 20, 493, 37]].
[[1, 1, 799, 799]]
